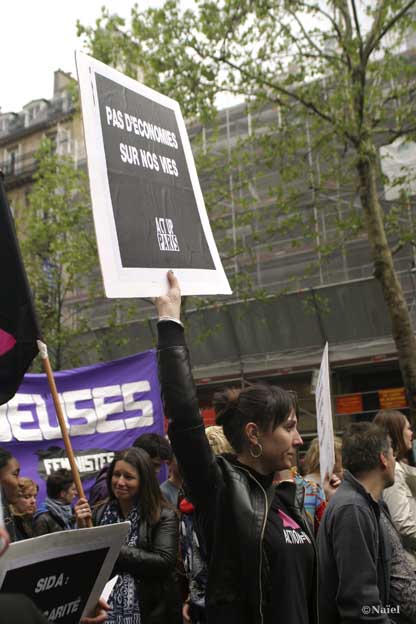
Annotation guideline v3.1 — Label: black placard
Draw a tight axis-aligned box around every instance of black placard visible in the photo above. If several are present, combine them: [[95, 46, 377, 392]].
[[96, 73, 215, 270], [1, 547, 109, 623]]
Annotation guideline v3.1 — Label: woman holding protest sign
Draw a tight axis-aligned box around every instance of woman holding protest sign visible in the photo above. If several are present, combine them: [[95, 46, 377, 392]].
[[75, 447, 181, 624], [154, 271, 317, 624]]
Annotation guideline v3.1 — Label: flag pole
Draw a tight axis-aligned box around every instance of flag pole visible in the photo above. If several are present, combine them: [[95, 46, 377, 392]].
[[37, 341, 93, 527]]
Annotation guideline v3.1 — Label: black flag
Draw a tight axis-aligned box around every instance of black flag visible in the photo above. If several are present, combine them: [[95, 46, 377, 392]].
[[0, 172, 39, 404]]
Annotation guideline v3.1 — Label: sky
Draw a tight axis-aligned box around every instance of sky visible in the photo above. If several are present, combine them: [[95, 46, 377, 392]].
[[0, 1, 171, 113]]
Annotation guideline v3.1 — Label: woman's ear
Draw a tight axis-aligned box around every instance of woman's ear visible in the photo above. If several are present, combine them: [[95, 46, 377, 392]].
[[244, 422, 260, 446]]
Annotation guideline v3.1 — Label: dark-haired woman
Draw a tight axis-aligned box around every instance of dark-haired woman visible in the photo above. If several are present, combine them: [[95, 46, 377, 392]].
[[373, 409, 416, 569], [155, 272, 317, 624], [0, 447, 20, 541], [75, 447, 180, 624]]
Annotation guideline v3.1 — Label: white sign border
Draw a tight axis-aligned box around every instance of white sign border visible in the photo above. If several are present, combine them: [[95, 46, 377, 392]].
[[75, 51, 232, 298]]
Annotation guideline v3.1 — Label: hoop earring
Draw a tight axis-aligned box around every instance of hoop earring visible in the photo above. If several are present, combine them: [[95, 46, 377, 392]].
[[250, 442, 263, 459]]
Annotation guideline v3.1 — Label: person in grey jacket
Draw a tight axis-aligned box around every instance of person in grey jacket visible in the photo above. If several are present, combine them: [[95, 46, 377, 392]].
[[317, 422, 396, 624]]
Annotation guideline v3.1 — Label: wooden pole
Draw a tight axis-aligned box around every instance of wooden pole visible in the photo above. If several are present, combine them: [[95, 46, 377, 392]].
[[37, 340, 92, 528]]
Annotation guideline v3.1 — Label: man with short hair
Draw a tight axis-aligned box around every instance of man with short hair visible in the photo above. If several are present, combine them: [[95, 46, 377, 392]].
[[33, 469, 77, 536], [133, 432, 172, 474], [317, 422, 396, 623], [161, 455, 183, 507]]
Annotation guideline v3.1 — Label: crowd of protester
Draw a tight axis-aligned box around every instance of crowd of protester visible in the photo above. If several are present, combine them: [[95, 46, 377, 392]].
[[1, 272, 416, 623]]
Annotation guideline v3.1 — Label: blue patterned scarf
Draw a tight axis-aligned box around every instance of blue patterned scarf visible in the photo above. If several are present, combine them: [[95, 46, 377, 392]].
[[100, 501, 141, 624], [44, 497, 73, 529]]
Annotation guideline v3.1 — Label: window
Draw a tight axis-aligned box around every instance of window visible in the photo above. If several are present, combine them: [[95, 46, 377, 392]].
[[28, 104, 40, 123], [4, 145, 20, 175], [24, 102, 47, 127], [45, 131, 57, 153], [57, 127, 71, 155]]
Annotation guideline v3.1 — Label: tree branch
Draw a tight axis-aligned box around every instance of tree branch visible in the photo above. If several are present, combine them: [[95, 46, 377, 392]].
[[377, 124, 416, 143], [391, 241, 408, 256], [295, 0, 346, 43], [219, 54, 358, 144], [364, 0, 416, 61], [350, 0, 363, 58], [285, 8, 347, 67], [374, 0, 416, 50]]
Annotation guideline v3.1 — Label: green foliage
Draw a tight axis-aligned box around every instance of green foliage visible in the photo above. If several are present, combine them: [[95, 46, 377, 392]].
[[77, 2, 416, 304], [18, 138, 98, 370]]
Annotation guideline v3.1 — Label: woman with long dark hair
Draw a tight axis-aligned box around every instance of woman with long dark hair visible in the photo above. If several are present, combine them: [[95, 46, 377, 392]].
[[76, 447, 180, 624], [373, 409, 416, 568], [155, 272, 317, 624]]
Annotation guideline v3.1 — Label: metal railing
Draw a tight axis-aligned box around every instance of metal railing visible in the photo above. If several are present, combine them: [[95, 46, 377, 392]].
[[0, 141, 87, 180]]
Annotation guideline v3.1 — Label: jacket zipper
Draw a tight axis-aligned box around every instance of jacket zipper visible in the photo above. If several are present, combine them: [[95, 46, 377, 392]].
[[291, 484, 319, 624], [237, 467, 268, 624]]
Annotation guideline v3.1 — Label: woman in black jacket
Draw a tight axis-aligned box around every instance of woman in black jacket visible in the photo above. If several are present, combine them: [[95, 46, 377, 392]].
[[0, 447, 20, 542], [76, 447, 180, 624], [155, 272, 318, 624]]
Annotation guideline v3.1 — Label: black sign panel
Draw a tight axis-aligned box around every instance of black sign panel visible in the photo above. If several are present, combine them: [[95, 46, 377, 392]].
[[1, 548, 109, 623], [95, 73, 215, 270]]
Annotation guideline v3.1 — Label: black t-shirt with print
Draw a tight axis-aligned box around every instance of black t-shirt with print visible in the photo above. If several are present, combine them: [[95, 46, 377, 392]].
[[263, 482, 315, 624]]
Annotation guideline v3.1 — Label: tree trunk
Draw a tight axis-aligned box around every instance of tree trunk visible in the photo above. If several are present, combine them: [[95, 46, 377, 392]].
[[357, 149, 416, 425]]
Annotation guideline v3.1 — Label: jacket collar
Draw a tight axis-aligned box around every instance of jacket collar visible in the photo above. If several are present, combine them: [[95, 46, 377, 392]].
[[343, 469, 381, 515]]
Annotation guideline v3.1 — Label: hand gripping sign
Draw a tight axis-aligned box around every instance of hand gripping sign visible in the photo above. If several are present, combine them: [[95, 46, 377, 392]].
[[75, 51, 231, 298]]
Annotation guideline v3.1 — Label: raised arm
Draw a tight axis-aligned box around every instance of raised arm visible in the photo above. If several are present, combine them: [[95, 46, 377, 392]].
[[155, 271, 222, 508]]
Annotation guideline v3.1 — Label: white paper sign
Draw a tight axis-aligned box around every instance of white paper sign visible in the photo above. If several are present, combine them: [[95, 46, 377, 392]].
[[315, 342, 335, 485], [0, 523, 129, 623], [75, 51, 231, 298], [101, 574, 119, 603]]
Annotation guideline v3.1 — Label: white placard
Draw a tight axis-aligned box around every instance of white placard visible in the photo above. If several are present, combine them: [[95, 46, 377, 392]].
[[101, 574, 119, 603], [0, 523, 129, 622], [75, 51, 231, 298], [315, 342, 335, 485]]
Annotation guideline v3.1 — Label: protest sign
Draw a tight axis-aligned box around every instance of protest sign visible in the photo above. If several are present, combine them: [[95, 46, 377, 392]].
[[75, 51, 231, 298], [0, 350, 165, 501], [315, 343, 335, 485], [0, 523, 129, 623]]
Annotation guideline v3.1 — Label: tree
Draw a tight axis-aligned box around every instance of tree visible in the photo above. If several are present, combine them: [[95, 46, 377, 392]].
[[78, 1, 416, 418], [18, 138, 98, 370]]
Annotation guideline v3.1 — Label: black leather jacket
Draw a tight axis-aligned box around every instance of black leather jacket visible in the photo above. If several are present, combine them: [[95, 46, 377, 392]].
[[94, 503, 181, 624], [32, 510, 69, 537], [157, 322, 318, 624]]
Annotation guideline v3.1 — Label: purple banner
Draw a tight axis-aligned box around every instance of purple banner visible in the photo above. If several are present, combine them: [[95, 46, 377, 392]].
[[0, 350, 165, 503]]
